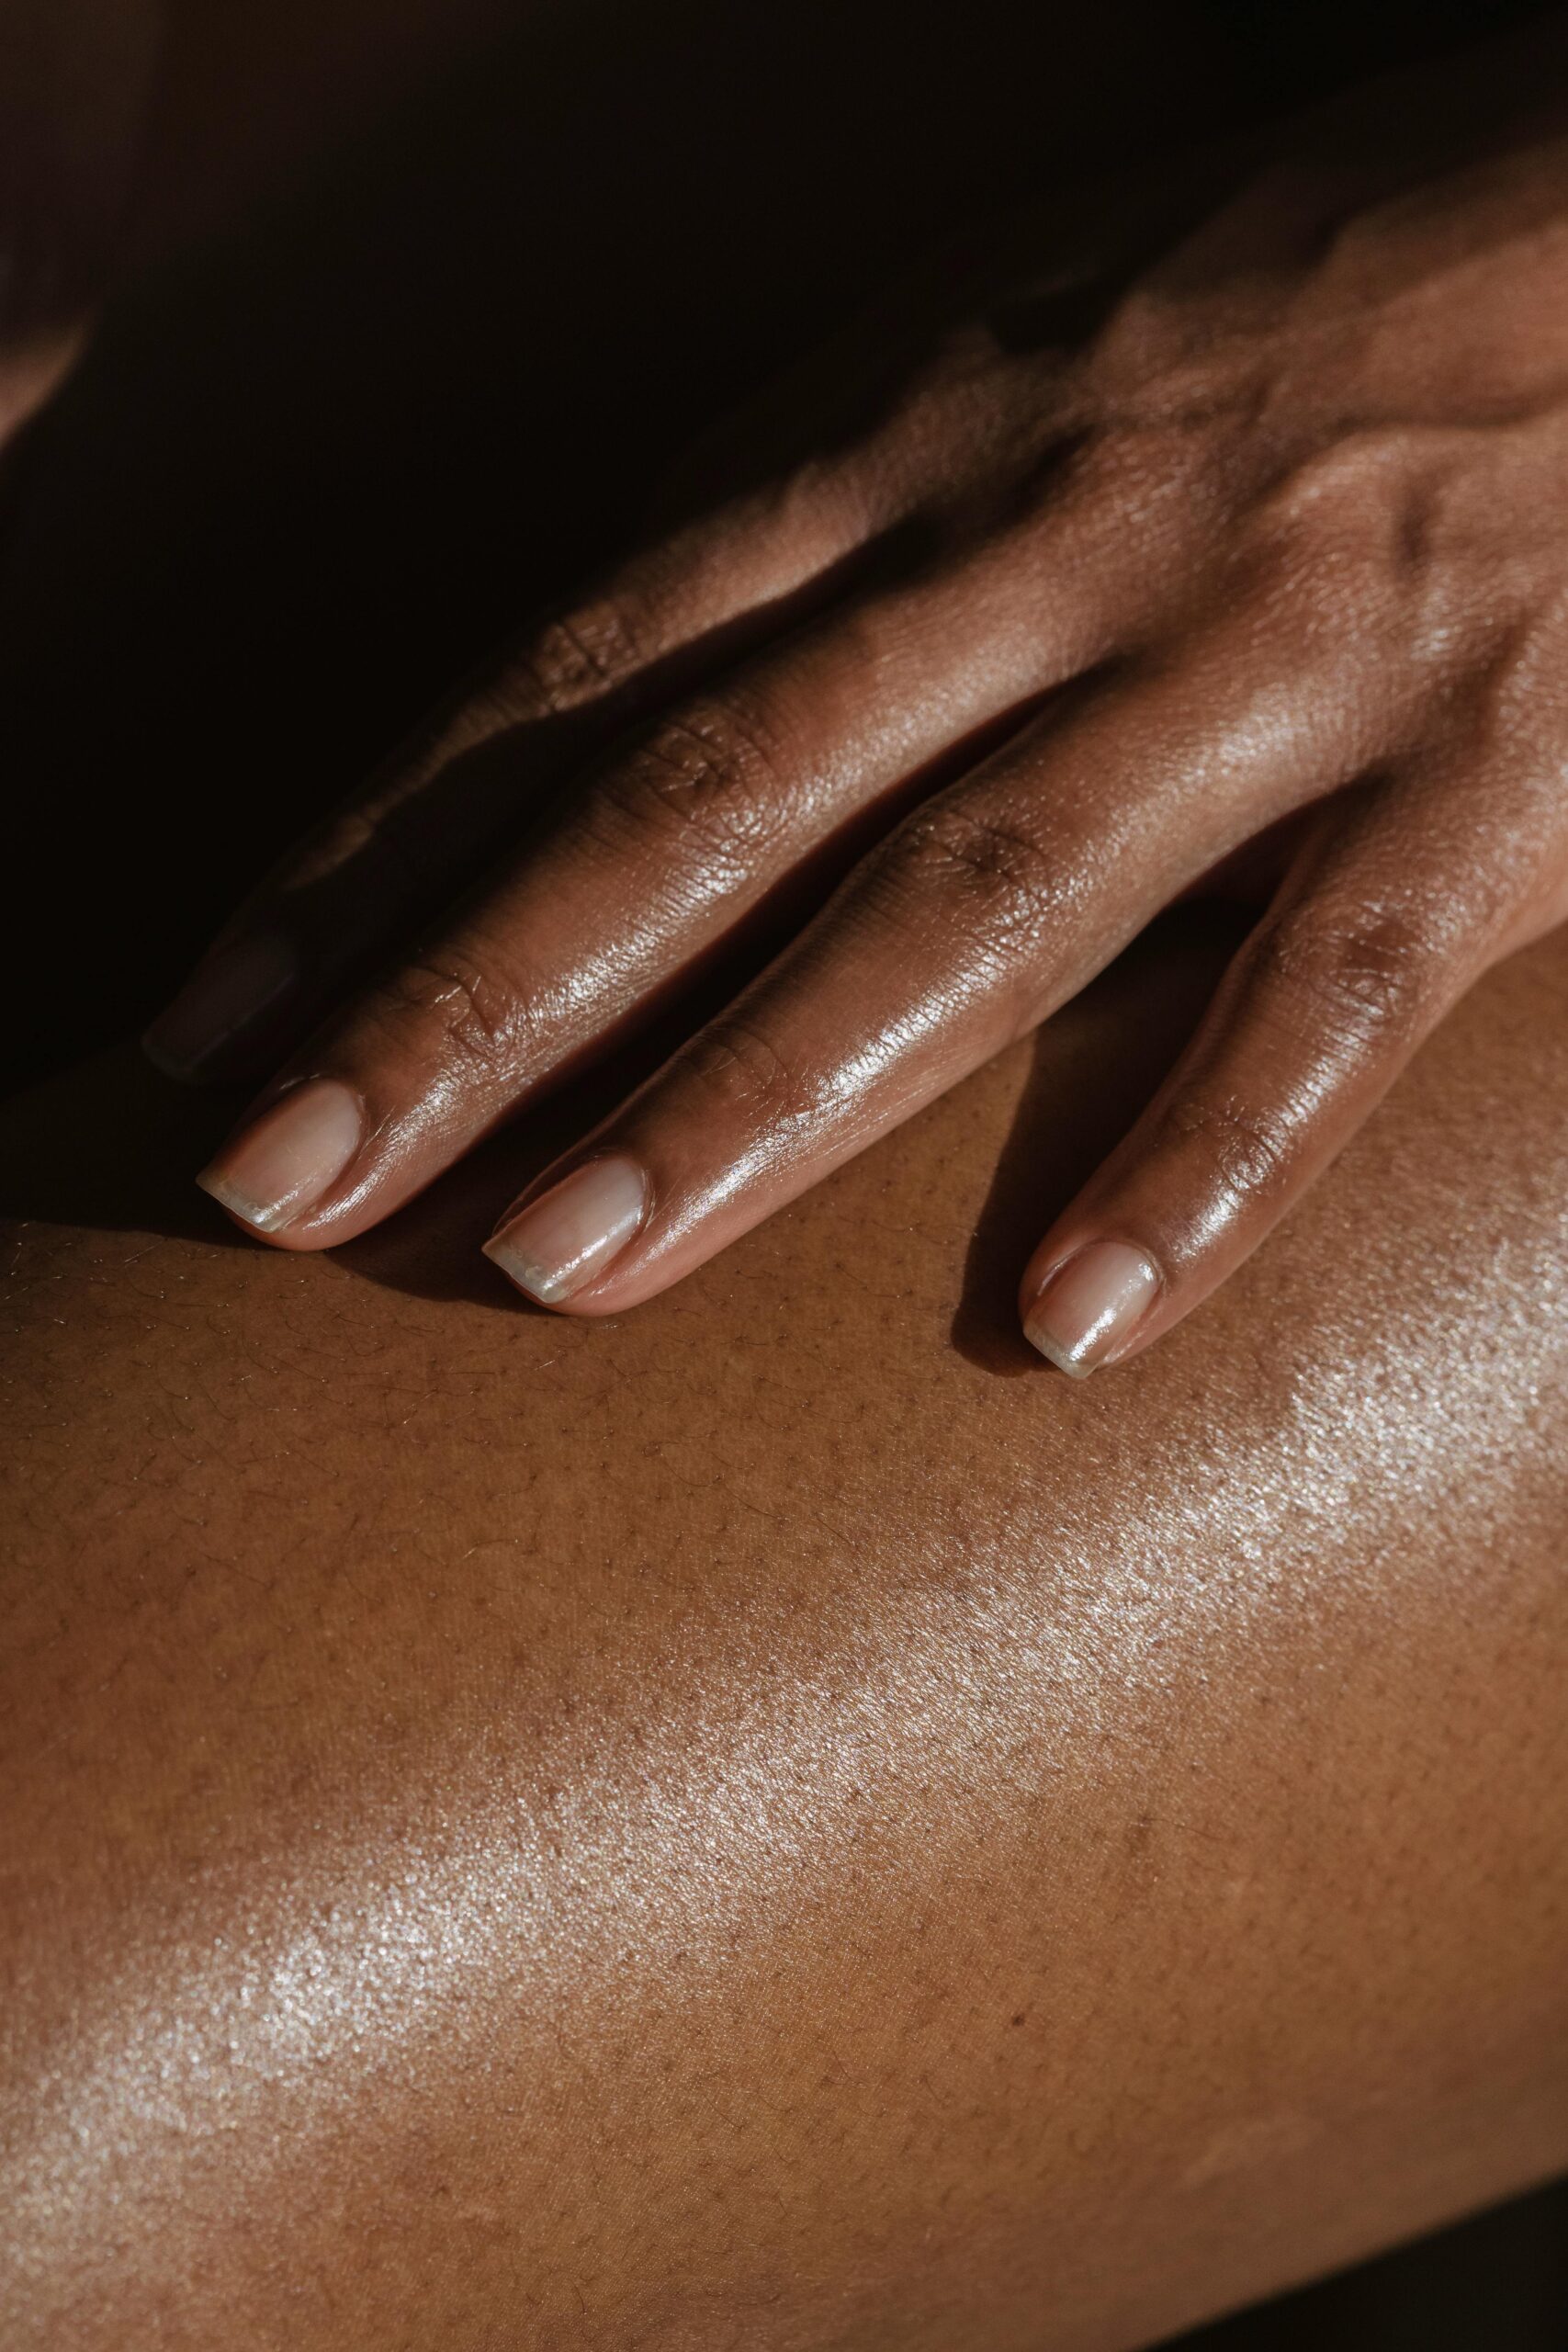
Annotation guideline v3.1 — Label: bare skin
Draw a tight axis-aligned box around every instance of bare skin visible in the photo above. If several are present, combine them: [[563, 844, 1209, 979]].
[[6, 907, 1568, 2350], [141, 22, 1568, 1381], [6, 8, 1567, 2343]]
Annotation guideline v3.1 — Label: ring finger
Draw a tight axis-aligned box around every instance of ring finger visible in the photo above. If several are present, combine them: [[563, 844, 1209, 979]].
[[479, 609, 1401, 1314], [192, 500, 1138, 1245]]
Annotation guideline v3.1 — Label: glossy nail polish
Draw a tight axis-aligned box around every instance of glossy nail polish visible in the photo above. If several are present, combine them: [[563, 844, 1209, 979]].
[[1023, 1240, 1161, 1377], [144, 933, 297, 1079], [197, 1079, 362, 1232], [484, 1158, 649, 1304]]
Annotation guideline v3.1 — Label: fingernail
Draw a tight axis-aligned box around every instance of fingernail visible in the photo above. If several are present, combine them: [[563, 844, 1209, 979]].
[[484, 1157, 649, 1304], [197, 1078, 362, 1233], [1023, 1240, 1161, 1377], [143, 933, 297, 1080]]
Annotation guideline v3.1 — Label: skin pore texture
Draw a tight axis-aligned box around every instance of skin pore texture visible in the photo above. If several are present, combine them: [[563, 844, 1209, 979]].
[[5, 5, 1567, 2344], [143, 22, 1568, 1381], [5, 910, 1568, 2349]]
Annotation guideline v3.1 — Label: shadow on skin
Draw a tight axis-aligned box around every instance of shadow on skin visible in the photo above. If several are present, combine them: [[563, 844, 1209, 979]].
[[2, 905, 1242, 1351], [948, 904, 1237, 1374], [2, 0, 1216, 1095], [0, 1041, 614, 1306], [344, 901, 1242, 1325], [0, 1049, 254, 1247], [337, 1112, 583, 1308]]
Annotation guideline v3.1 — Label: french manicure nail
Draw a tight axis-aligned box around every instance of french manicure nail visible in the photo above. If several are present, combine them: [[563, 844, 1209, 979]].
[[197, 1078, 362, 1233], [143, 932, 297, 1080], [484, 1157, 649, 1304], [1023, 1240, 1161, 1377]]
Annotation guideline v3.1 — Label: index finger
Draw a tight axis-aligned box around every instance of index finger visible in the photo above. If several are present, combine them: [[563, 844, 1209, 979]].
[[143, 459, 893, 1080], [482, 614, 1386, 1315]]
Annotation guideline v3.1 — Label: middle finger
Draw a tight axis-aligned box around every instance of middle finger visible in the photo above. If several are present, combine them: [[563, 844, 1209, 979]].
[[482, 609, 1401, 1315], [195, 502, 1138, 1246]]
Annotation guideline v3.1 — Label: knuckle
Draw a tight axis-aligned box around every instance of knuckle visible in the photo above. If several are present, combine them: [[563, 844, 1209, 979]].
[[1250, 903, 1434, 1050], [1247, 429, 1471, 631], [509, 595, 646, 720], [1266, 427, 1411, 530], [601, 697, 790, 874], [870, 801, 1061, 965], [371, 945, 534, 1078], [678, 1015, 820, 1132], [1163, 1089, 1298, 1208], [283, 802, 411, 894], [1245, 433, 1409, 609]]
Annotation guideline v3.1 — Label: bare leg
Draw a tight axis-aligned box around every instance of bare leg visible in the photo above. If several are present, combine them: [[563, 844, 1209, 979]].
[[4, 908, 1566, 2350]]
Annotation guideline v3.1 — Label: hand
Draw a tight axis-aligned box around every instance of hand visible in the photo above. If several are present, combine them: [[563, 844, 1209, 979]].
[[152, 49, 1568, 1374]]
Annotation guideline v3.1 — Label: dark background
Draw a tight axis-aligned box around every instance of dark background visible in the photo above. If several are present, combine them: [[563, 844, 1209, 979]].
[[1165, 2173, 1568, 2346], [3, 0, 1563, 2338], [6, 0, 1558, 1099]]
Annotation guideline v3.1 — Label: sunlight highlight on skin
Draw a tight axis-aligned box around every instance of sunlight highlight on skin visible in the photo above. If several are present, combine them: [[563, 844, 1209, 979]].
[[9, 1200, 1562, 2310]]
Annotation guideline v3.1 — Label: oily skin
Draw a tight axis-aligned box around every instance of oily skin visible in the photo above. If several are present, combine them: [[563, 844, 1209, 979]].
[[152, 26, 1568, 1372], [6, 916, 1568, 2349]]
